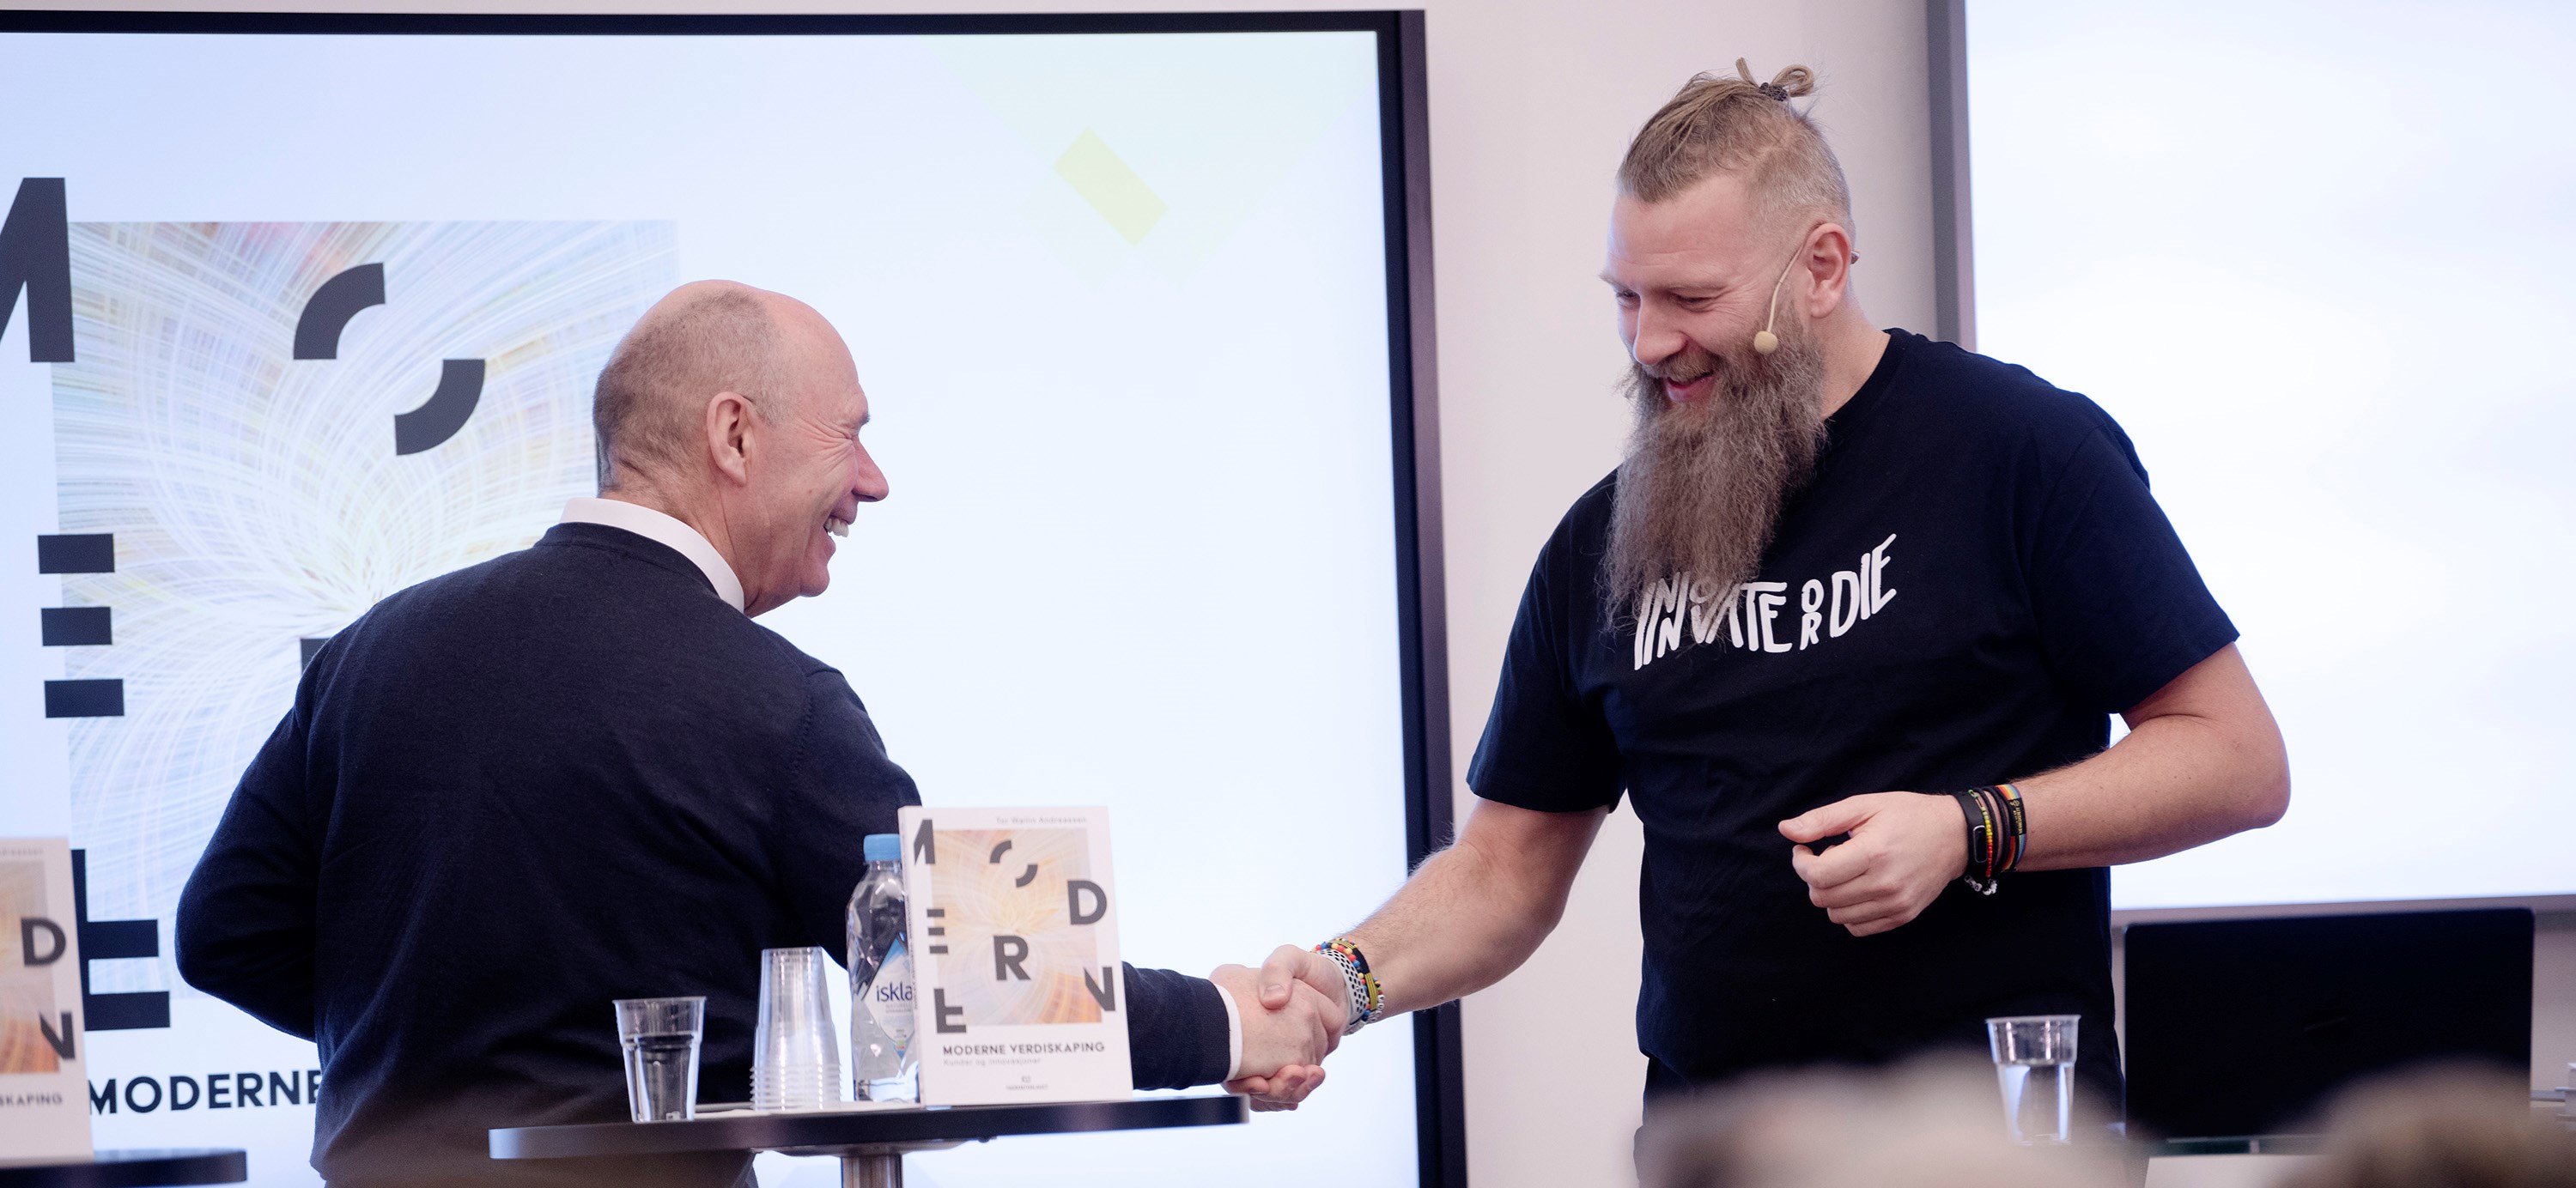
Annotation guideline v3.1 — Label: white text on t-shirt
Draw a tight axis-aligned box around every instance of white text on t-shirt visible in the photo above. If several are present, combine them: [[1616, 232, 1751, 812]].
[[1631, 534, 1899, 670]]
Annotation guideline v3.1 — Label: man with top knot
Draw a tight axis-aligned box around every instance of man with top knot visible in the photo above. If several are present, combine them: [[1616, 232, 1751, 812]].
[[1235, 63, 2291, 1121]]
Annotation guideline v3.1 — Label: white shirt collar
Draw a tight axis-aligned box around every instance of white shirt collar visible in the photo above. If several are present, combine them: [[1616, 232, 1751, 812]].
[[560, 497, 747, 613]]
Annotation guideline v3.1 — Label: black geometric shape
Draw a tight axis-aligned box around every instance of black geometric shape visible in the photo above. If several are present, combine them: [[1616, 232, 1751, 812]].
[[394, 359, 483, 455], [41, 606, 112, 646], [300, 636, 331, 668], [292, 262, 386, 360], [86, 987, 171, 1031], [0, 177, 73, 363], [71, 849, 172, 1032], [44, 678, 123, 717], [35, 533, 114, 573], [82, 915, 155, 962]]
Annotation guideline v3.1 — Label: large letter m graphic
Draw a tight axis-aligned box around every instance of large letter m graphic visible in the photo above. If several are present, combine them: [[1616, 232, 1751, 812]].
[[0, 178, 71, 363]]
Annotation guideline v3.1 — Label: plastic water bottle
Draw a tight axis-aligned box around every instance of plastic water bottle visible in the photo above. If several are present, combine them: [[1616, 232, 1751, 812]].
[[847, 833, 918, 1102]]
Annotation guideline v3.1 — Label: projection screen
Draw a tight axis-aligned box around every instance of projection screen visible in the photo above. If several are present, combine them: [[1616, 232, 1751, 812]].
[[1965, 1, 2576, 911], [0, 13, 1451, 1186]]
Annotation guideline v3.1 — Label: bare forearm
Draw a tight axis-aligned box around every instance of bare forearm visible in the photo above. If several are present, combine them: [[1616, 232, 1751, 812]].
[[1345, 803, 1606, 1014], [2018, 647, 2289, 870]]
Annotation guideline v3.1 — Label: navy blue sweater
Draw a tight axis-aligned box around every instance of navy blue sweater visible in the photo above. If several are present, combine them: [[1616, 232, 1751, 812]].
[[176, 523, 1230, 1187]]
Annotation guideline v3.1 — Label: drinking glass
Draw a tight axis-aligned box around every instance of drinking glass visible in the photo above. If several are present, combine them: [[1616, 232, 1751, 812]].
[[614, 997, 705, 1123], [751, 945, 845, 1111], [1986, 1014, 2079, 1144]]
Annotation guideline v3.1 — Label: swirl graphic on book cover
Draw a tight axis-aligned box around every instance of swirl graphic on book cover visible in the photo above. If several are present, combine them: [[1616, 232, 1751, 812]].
[[926, 828, 1106, 1027]]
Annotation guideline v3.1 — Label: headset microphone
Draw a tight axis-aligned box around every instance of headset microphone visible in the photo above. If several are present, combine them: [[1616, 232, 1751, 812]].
[[1751, 252, 1800, 356]]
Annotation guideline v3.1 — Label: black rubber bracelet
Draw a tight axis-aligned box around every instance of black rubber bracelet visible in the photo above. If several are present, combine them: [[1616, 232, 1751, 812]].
[[1949, 789, 1994, 889]]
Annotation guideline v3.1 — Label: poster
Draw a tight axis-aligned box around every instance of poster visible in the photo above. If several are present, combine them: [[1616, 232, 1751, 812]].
[[4, 23, 1423, 1185]]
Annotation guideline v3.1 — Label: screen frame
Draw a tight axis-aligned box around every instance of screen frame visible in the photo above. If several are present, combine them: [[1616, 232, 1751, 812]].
[[1942, 0, 2570, 924], [0, 9, 1463, 1185]]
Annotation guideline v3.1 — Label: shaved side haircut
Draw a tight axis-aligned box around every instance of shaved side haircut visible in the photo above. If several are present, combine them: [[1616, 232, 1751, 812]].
[[592, 286, 781, 492], [1618, 59, 1852, 236]]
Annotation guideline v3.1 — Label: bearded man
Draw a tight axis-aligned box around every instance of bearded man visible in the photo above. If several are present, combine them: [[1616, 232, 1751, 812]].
[[1236, 64, 2290, 1120]]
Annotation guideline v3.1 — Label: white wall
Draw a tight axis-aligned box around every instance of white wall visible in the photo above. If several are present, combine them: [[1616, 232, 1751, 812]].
[[11, 0, 1935, 1184]]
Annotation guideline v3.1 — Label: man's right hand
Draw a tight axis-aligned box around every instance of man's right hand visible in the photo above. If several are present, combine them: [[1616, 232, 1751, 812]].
[[1243, 801, 1610, 1029], [1256, 944, 1355, 1017], [1210, 962, 1339, 1112]]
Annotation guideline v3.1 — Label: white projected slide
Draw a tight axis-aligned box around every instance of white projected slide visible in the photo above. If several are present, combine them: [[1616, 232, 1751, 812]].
[[1969, 2, 2576, 908], [0, 22, 1419, 1186]]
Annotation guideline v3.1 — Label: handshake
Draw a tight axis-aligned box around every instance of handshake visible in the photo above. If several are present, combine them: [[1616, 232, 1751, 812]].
[[1208, 945, 1365, 1113]]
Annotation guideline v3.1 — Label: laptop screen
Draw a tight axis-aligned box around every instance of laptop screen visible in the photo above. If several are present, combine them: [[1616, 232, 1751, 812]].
[[2123, 907, 2533, 1138]]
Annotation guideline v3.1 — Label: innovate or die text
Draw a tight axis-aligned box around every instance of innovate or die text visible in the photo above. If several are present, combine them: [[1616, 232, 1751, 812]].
[[1635, 534, 1900, 670]]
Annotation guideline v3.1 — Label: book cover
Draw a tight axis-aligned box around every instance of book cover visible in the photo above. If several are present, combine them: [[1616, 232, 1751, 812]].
[[895, 806, 1133, 1106], [0, 838, 92, 1160]]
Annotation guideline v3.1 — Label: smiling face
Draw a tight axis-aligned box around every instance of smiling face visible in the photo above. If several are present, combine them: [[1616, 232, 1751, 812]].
[[1598, 173, 1832, 616], [734, 301, 888, 615], [1605, 172, 1797, 403]]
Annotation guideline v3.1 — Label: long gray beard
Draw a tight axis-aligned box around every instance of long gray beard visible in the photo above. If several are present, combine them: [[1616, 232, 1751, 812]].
[[1603, 333, 1829, 624]]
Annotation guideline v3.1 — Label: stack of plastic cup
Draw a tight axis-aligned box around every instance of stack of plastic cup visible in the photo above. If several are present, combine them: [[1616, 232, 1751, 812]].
[[751, 945, 846, 1112]]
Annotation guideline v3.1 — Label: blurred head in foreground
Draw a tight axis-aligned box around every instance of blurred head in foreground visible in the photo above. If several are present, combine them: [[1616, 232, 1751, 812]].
[[2283, 1067, 2576, 1188], [1636, 1059, 2114, 1188]]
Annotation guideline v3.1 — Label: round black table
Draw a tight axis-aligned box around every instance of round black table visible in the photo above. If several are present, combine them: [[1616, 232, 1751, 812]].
[[491, 1095, 1246, 1188], [0, 1149, 246, 1188]]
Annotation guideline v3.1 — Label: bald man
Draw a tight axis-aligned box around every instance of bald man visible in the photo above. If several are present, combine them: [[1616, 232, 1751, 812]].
[[176, 282, 1334, 1188]]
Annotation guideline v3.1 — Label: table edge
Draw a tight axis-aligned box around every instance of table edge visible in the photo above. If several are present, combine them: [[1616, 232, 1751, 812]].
[[490, 1095, 1247, 1159], [0, 1149, 247, 1186]]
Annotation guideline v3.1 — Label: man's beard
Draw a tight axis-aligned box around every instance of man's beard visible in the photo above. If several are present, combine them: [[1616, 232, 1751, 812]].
[[1603, 329, 1829, 624]]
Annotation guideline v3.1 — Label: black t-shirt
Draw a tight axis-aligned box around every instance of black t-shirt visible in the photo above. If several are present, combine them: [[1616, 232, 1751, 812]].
[[1467, 330, 2237, 1106]]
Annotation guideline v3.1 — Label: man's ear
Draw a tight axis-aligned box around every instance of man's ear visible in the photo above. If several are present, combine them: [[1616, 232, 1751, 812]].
[[1801, 221, 1856, 317], [706, 391, 755, 486]]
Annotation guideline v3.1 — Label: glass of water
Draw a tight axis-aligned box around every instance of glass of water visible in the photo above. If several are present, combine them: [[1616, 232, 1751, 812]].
[[1986, 1014, 2079, 1144], [615, 997, 706, 1123]]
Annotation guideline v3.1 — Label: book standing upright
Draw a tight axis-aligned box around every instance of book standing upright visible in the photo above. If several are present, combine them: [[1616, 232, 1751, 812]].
[[895, 807, 1133, 1106], [0, 839, 91, 1161]]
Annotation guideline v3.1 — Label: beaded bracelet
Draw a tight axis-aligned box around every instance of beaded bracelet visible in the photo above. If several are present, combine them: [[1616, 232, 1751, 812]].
[[1314, 936, 1386, 1035]]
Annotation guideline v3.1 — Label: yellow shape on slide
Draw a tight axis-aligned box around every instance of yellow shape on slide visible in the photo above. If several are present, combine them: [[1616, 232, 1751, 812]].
[[1052, 129, 1169, 246]]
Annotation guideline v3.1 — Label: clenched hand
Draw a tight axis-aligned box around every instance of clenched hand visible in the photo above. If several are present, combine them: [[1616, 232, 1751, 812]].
[[1779, 791, 1967, 937]]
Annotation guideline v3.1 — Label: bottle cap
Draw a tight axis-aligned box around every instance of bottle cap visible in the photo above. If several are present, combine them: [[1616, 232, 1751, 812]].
[[863, 833, 901, 864]]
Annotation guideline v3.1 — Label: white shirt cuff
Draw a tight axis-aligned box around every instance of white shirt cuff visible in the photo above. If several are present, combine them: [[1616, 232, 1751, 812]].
[[1217, 979, 1245, 1081]]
